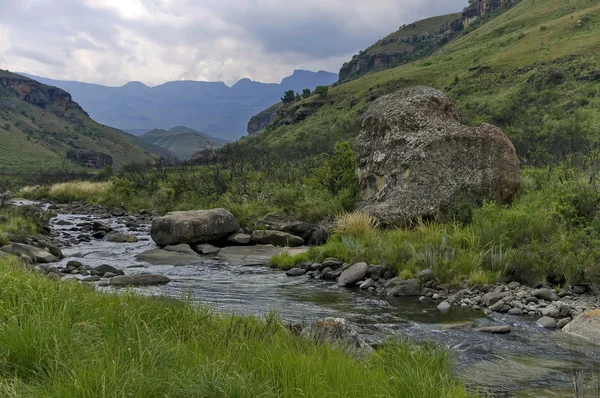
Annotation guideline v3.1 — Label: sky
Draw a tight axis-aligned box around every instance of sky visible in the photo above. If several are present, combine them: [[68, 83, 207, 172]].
[[0, 0, 467, 86]]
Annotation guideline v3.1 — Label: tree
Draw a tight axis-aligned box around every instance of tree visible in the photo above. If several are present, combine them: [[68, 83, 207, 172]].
[[302, 88, 311, 99], [295, 93, 302, 102], [315, 86, 329, 98], [281, 90, 295, 104]]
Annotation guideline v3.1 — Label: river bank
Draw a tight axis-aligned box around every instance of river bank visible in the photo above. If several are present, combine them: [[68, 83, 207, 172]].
[[2, 199, 599, 396]]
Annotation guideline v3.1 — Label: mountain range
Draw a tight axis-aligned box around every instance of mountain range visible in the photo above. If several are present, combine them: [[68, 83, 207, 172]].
[[140, 126, 229, 159], [22, 70, 338, 141]]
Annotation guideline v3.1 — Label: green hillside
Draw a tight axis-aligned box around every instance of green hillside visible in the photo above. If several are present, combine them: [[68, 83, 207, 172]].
[[252, 0, 600, 165], [141, 126, 229, 159], [0, 71, 162, 173]]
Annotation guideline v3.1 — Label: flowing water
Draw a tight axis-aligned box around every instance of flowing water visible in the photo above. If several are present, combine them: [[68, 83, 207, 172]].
[[43, 208, 600, 397]]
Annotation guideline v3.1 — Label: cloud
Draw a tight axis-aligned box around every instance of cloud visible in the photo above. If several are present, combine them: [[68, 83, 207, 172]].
[[0, 0, 468, 86]]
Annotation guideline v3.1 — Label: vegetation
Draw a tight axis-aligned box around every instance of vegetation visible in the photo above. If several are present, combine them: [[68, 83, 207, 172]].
[[315, 85, 329, 97], [281, 90, 296, 104], [0, 256, 468, 397], [0, 206, 47, 246]]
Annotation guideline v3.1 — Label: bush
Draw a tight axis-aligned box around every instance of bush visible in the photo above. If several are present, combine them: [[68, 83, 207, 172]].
[[334, 212, 379, 239]]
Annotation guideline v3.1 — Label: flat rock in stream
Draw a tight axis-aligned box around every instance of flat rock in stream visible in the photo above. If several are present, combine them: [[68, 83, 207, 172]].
[[109, 274, 171, 286], [1, 243, 58, 263], [476, 326, 511, 334], [563, 310, 600, 344], [218, 245, 308, 266], [136, 249, 202, 266], [164, 244, 198, 256]]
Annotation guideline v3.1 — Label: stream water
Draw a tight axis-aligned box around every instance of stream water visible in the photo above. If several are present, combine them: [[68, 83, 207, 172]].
[[45, 208, 600, 397]]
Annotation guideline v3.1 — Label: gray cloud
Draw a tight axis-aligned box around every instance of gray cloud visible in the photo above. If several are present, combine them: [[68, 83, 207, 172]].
[[0, 0, 468, 86]]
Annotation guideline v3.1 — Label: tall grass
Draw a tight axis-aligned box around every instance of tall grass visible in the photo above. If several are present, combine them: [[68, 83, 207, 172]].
[[0, 256, 468, 397], [0, 207, 44, 246], [20, 181, 111, 204]]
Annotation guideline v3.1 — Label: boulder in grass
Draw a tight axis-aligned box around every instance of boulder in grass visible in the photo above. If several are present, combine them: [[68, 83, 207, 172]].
[[1, 243, 58, 263], [250, 230, 304, 247], [300, 318, 372, 358]]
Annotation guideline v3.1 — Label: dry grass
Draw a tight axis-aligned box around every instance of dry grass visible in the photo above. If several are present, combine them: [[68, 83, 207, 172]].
[[334, 211, 380, 239]]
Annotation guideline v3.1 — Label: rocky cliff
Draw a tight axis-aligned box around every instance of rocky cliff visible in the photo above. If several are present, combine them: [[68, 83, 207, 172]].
[[0, 74, 85, 115], [247, 103, 283, 135]]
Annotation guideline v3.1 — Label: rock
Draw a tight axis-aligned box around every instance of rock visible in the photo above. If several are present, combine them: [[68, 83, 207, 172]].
[[250, 230, 304, 247], [438, 301, 452, 312], [111, 207, 125, 217], [227, 233, 252, 245], [92, 264, 123, 276], [387, 278, 421, 296], [286, 268, 307, 277], [47, 272, 61, 281], [355, 86, 520, 226], [557, 318, 571, 329], [360, 278, 375, 290], [476, 326, 511, 334], [258, 213, 315, 236], [92, 231, 107, 240], [368, 265, 387, 280], [1, 243, 58, 263], [482, 292, 508, 307], [20, 254, 33, 264], [508, 308, 523, 315], [537, 316, 557, 329], [92, 221, 112, 232], [127, 236, 138, 243], [150, 209, 240, 246], [67, 260, 84, 269], [103, 272, 118, 278], [526, 297, 539, 304], [164, 244, 198, 256], [322, 258, 343, 269], [82, 276, 100, 282], [532, 288, 559, 301], [136, 249, 202, 266], [563, 310, 600, 344], [417, 268, 435, 282], [300, 318, 373, 358], [441, 322, 478, 330], [507, 281, 521, 289], [542, 306, 560, 318], [337, 262, 369, 287], [109, 274, 171, 287], [194, 244, 220, 255], [104, 232, 130, 243]]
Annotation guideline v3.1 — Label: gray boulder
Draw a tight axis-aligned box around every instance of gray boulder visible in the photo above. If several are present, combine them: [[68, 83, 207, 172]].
[[476, 326, 511, 334], [109, 274, 171, 286], [150, 208, 240, 246], [286, 268, 307, 277], [532, 288, 559, 301], [105, 232, 130, 243], [387, 278, 421, 296], [537, 316, 557, 329], [250, 230, 304, 247], [93, 264, 123, 276], [355, 86, 520, 226], [194, 244, 221, 255], [438, 301, 451, 312], [1, 243, 58, 263], [337, 262, 368, 287], [164, 244, 198, 256], [482, 291, 508, 307], [227, 233, 252, 245], [563, 310, 600, 344], [300, 318, 373, 358]]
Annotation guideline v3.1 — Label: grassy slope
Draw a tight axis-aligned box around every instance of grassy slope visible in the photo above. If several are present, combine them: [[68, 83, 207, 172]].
[[256, 0, 600, 152], [0, 256, 468, 398], [0, 71, 160, 173], [141, 128, 228, 159]]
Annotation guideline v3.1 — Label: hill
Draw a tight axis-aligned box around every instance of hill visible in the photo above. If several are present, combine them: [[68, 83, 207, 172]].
[[0, 71, 166, 174], [140, 126, 229, 159], [22, 70, 338, 141], [248, 0, 600, 166]]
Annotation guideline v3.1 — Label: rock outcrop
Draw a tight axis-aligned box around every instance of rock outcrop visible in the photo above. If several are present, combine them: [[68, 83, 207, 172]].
[[150, 209, 240, 246], [355, 86, 520, 226], [250, 230, 304, 247], [247, 103, 283, 135]]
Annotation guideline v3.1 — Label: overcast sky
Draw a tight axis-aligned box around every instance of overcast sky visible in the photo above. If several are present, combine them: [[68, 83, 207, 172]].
[[0, 0, 467, 86]]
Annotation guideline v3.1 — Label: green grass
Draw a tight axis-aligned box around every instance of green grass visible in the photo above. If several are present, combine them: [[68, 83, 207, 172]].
[[0, 207, 45, 246], [0, 256, 469, 397]]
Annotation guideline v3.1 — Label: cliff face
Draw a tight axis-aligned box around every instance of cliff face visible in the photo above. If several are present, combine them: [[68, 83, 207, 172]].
[[0, 74, 85, 115], [247, 103, 283, 135], [462, 0, 517, 28]]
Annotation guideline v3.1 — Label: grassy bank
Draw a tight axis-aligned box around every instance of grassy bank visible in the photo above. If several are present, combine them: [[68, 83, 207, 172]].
[[273, 167, 600, 287], [0, 206, 47, 246], [0, 256, 468, 397]]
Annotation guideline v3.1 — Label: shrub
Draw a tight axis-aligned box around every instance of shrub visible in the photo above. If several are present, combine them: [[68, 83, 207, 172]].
[[334, 211, 379, 239], [315, 85, 329, 97]]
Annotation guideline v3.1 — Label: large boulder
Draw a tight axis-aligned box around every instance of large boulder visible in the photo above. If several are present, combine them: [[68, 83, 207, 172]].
[[150, 209, 240, 246], [337, 262, 368, 287], [563, 310, 600, 344], [109, 274, 171, 287], [250, 230, 304, 247], [136, 249, 201, 266], [355, 86, 520, 226]]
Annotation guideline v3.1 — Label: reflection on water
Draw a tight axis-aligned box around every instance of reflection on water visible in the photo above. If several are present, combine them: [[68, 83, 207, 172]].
[[51, 212, 600, 397]]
